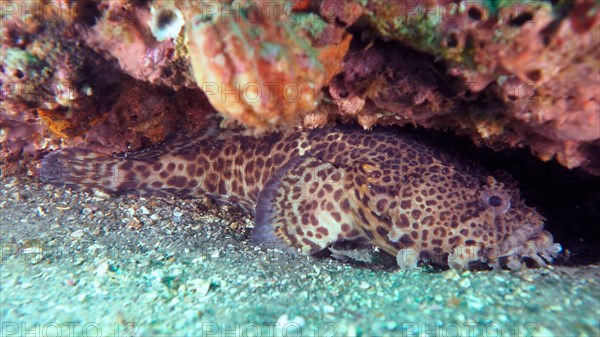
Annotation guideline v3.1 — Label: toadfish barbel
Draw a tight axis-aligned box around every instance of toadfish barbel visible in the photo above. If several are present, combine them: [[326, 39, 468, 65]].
[[39, 123, 561, 271]]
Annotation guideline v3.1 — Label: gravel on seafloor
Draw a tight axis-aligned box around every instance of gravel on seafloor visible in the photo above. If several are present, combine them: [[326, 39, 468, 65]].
[[1, 176, 598, 337]]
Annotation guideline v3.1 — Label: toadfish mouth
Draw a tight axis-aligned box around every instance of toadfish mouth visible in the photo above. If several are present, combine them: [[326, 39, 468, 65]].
[[495, 227, 562, 271]]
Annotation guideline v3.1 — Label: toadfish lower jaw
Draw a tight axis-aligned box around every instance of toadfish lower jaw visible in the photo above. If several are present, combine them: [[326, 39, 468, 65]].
[[502, 230, 562, 271], [393, 226, 562, 272]]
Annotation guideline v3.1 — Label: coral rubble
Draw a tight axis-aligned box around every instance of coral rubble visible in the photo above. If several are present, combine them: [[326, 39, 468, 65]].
[[330, 0, 600, 172], [0, 0, 598, 174], [0, 0, 211, 163], [186, 0, 351, 130]]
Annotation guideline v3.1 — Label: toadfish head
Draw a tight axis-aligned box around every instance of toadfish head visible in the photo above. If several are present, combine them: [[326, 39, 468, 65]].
[[348, 157, 561, 271]]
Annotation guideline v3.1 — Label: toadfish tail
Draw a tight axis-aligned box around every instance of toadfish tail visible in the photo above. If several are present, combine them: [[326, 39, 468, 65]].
[[38, 147, 178, 196], [39, 149, 133, 193]]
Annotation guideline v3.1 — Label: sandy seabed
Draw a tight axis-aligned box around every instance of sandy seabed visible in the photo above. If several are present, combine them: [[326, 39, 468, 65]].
[[1, 177, 598, 337]]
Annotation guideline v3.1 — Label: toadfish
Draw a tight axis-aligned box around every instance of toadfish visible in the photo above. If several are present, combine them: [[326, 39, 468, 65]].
[[39, 122, 561, 271]]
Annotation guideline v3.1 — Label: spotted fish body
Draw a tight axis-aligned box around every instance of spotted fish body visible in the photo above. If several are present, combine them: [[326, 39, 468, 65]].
[[40, 123, 561, 271]]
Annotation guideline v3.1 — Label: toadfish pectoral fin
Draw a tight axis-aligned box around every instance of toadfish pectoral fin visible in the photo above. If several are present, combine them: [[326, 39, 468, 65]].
[[252, 156, 364, 255]]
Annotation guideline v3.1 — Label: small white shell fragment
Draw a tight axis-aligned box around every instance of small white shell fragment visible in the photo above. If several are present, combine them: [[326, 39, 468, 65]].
[[149, 6, 184, 42], [186, 278, 211, 297], [140, 206, 150, 215], [396, 247, 419, 270]]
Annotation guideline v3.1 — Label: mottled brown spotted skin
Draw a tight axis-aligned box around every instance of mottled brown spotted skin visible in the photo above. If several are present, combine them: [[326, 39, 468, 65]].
[[40, 123, 561, 270]]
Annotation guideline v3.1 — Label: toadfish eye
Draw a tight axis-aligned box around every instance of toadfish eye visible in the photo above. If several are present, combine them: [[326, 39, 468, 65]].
[[480, 189, 511, 214], [488, 195, 503, 207]]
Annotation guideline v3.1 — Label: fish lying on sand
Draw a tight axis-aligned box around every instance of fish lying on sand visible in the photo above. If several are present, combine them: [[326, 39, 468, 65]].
[[40, 122, 561, 271]]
